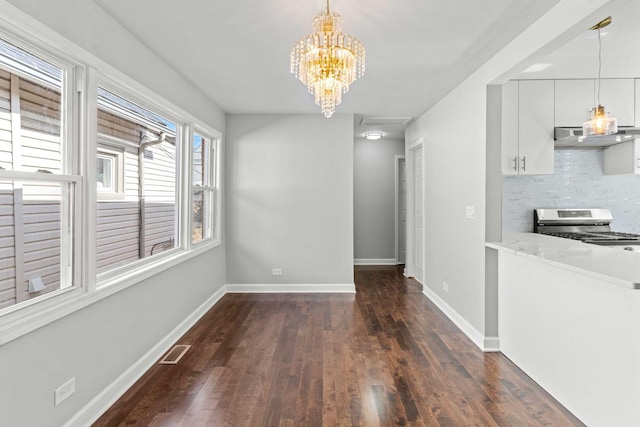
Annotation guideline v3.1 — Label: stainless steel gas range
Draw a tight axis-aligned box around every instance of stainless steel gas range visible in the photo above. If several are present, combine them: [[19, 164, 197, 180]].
[[534, 208, 640, 252]]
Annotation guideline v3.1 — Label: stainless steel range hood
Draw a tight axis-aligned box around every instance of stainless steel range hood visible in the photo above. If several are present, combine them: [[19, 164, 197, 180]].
[[554, 126, 640, 147]]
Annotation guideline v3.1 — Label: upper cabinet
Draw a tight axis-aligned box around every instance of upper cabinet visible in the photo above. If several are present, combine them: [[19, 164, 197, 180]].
[[502, 78, 638, 177], [555, 79, 635, 127], [502, 80, 555, 176], [635, 79, 640, 126], [555, 80, 594, 127], [599, 79, 635, 126]]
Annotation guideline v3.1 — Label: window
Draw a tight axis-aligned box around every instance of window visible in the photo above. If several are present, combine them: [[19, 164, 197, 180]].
[[96, 87, 180, 276], [96, 144, 124, 198], [0, 18, 222, 341], [192, 132, 217, 243], [97, 153, 114, 191], [0, 36, 78, 311]]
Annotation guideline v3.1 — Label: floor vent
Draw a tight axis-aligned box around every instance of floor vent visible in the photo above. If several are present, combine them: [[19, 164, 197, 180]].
[[159, 344, 191, 365]]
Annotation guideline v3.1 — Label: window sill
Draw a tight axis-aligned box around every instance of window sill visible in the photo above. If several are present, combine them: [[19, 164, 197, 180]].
[[0, 239, 221, 346]]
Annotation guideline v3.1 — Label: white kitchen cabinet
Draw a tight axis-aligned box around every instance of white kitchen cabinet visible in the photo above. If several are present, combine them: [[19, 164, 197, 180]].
[[501, 81, 519, 175], [554, 79, 594, 127], [502, 80, 554, 175], [604, 139, 640, 174], [555, 79, 634, 127], [635, 79, 640, 126], [599, 79, 635, 126]]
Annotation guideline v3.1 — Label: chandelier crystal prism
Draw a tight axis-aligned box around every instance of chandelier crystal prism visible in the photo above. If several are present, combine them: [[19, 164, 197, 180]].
[[290, 0, 365, 118]]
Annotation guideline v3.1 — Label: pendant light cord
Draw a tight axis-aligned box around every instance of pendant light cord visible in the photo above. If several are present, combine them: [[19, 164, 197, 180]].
[[326, 0, 330, 13], [597, 27, 602, 105]]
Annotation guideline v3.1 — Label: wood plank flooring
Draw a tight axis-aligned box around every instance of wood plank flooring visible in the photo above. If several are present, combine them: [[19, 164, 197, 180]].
[[94, 266, 584, 426]]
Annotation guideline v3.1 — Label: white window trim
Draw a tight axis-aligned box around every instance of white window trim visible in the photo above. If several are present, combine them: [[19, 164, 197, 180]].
[[0, 5, 223, 346], [190, 125, 222, 248], [94, 79, 185, 284], [96, 144, 125, 199]]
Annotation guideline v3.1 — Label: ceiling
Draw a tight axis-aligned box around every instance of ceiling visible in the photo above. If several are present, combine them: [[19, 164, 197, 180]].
[[91, 0, 598, 138], [513, 1, 640, 80]]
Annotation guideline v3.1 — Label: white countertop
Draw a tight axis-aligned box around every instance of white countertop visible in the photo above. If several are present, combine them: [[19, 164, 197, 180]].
[[486, 233, 640, 289]]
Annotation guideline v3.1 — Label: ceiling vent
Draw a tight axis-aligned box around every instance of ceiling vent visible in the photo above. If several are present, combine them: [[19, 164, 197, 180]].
[[360, 117, 412, 127]]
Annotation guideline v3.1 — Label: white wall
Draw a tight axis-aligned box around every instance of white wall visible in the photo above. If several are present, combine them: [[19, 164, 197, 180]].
[[354, 138, 405, 262], [4, 0, 225, 127], [226, 114, 354, 286], [0, 1, 227, 425], [405, 0, 618, 347]]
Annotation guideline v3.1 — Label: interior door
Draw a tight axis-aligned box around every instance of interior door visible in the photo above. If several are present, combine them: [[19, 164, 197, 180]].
[[397, 158, 406, 264], [414, 147, 424, 283]]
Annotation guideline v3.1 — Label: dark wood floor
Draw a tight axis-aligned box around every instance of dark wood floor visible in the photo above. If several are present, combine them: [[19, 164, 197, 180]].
[[94, 265, 583, 426]]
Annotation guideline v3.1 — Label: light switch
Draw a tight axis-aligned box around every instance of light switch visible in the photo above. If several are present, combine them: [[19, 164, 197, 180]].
[[465, 206, 475, 220]]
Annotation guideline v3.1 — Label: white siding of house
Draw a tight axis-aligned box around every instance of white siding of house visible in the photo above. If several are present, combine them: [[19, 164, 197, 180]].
[[0, 71, 178, 305], [96, 109, 176, 274], [96, 201, 139, 272], [0, 188, 15, 310], [0, 70, 62, 308], [19, 78, 61, 173], [142, 140, 176, 256]]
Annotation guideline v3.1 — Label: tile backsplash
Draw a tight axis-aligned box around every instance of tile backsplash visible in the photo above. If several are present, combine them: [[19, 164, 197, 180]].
[[503, 149, 640, 233]]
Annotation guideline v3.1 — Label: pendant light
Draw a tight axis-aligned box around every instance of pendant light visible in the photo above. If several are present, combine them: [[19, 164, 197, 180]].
[[582, 16, 617, 137]]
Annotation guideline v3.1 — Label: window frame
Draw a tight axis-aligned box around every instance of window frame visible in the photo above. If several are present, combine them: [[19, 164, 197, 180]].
[[94, 79, 185, 286], [0, 29, 83, 313], [190, 128, 220, 246], [0, 13, 223, 345]]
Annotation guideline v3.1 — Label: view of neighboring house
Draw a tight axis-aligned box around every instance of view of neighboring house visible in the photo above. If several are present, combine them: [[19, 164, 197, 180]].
[[0, 39, 178, 309]]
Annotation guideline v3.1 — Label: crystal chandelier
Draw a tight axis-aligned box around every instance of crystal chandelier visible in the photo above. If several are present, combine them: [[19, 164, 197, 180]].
[[582, 16, 617, 137], [290, 0, 365, 118]]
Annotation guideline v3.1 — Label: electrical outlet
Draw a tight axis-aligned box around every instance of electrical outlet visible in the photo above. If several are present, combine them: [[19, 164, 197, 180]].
[[54, 377, 75, 406], [443, 282, 449, 292], [272, 268, 282, 276]]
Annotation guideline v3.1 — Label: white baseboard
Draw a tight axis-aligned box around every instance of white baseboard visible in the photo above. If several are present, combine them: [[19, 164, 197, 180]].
[[225, 283, 356, 293], [354, 258, 397, 265], [63, 286, 227, 427], [421, 285, 499, 352]]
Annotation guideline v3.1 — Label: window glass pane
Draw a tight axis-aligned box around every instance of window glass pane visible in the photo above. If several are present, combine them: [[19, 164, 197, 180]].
[[192, 131, 216, 244], [192, 189, 213, 243], [0, 180, 73, 311], [192, 133, 209, 187], [192, 190, 204, 243], [96, 88, 178, 276], [96, 155, 114, 191], [0, 38, 64, 173]]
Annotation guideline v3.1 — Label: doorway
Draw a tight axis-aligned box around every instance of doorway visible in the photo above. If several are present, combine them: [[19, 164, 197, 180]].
[[395, 155, 406, 264], [406, 139, 424, 283]]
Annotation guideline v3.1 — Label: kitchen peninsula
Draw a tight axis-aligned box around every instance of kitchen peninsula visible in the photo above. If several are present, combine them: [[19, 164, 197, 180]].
[[487, 233, 640, 427]]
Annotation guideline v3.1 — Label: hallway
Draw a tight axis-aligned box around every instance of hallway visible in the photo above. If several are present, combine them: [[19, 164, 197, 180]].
[[95, 266, 582, 426]]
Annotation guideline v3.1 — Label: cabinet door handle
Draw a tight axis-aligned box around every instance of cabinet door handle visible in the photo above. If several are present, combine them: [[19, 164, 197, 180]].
[[513, 156, 518, 171], [521, 156, 526, 172], [637, 157, 640, 169]]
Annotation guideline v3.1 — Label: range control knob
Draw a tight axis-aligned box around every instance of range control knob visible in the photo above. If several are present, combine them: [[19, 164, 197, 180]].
[[624, 246, 635, 251]]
